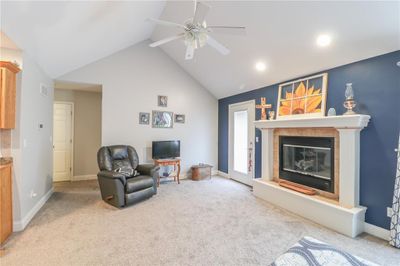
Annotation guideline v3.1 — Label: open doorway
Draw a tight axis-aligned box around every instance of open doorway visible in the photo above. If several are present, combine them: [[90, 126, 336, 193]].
[[53, 81, 102, 182]]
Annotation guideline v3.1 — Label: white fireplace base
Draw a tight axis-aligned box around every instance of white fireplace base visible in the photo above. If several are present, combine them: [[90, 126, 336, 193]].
[[253, 179, 366, 237]]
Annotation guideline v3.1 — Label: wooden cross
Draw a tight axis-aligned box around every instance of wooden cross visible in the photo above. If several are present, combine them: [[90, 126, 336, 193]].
[[255, 97, 272, 120]]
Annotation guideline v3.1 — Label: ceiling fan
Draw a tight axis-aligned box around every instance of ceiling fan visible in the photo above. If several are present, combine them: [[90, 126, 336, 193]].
[[148, 1, 246, 60]]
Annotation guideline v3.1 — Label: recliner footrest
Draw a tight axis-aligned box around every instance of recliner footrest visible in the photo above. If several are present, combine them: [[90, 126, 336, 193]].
[[125, 175, 154, 193], [125, 187, 155, 205]]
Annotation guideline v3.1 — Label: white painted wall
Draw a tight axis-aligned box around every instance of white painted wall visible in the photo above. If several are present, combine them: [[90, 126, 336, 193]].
[[59, 41, 218, 175], [11, 52, 54, 230]]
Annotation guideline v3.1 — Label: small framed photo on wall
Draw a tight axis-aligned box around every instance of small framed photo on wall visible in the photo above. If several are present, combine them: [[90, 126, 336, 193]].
[[158, 95, 168, 107], [139, 112, 150, 125], [174, 114, 185, 123]]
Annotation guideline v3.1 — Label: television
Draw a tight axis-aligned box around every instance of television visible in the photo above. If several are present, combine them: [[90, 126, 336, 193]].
[[152, 140, 180, 159]]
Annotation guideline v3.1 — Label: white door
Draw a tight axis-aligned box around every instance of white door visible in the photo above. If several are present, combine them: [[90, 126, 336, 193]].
[[53, 103, 73, 182], [229, 100, 255, 186]]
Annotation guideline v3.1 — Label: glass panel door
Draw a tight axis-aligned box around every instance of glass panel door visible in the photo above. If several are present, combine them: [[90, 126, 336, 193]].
[[228, 100, 255, 186], [233, 110, 248, 174]]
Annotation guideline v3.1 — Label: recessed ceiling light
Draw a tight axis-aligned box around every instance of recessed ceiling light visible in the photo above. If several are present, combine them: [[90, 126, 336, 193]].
[[316, 34, 332, 47], [255, 62, 266, 72]]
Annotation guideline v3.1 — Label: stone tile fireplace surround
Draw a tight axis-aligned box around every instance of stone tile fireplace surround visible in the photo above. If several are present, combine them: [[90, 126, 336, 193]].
[[253, 115, 370, 237], [274, 129, 339, 199]]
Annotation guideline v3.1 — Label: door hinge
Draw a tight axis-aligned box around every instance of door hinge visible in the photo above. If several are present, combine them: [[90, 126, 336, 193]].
[[70, 167, 72, 172]]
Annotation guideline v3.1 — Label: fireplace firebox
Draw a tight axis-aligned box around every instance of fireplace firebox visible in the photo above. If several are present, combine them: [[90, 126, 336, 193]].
[[279, 136, 334, 193]]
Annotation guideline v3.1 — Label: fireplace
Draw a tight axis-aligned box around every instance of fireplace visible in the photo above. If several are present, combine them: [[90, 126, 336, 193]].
[[253, 115, 370, 237], [279, 136, 334, 193]]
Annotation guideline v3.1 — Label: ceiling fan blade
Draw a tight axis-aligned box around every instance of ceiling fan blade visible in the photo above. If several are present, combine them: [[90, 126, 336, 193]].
[[207, 26, 246, 35], [185, 45, 195, 60], [206, 36, 230, 55], [147, 18, 187, 29], [149, 34, 185, 48], [193, 0, 197, 16], [193, 2, 210, 24]]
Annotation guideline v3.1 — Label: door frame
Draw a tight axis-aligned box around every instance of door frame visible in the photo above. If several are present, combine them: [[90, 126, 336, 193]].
[[53, 101, 74, 182], [228, 100, 255, 186]]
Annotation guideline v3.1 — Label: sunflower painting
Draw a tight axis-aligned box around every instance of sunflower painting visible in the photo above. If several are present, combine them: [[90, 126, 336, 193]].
[[277, 73, 328, 119]]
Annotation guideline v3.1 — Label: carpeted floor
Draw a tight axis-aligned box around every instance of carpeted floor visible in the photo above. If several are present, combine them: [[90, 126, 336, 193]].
[[1, 177, 399, 265]]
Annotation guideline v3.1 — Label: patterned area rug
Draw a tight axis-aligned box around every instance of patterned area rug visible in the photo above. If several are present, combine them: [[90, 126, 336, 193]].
[[271, 236, 378, 266]]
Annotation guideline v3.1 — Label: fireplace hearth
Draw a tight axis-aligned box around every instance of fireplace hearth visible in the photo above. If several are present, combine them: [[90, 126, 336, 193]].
[[279, 136, 334, 193]]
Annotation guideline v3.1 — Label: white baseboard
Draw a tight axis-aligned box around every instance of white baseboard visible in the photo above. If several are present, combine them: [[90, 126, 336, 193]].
[[363, 222, 390, 241], [13, 187, 54, 232], [73, 174, 97, 181], [217, 170, 229, 179]]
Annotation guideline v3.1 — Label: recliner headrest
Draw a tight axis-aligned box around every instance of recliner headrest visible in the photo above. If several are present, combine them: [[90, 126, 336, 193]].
[[109, 146, 129, 160], [97, 145, 139, 171]]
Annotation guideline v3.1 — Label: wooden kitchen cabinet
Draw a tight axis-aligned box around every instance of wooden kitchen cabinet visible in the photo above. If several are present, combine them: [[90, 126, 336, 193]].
[[0, 160, 13, 245], [0, 61, 20, 129]]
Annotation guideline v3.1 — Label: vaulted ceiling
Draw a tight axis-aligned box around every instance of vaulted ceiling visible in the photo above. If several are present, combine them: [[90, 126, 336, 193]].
[[152, 1, 400, 98], [1, 1, 399, 99], [0, 1, 166, 78]]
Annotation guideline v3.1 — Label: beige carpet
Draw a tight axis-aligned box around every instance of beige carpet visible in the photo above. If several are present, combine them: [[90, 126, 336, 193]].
[[1, 177, 399, 265]]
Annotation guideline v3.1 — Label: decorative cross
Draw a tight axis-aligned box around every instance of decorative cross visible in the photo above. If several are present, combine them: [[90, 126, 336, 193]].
[[255, 97, 272, 120]]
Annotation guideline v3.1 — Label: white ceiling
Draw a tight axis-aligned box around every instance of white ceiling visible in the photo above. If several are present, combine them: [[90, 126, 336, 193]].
[[152, 1, 400, 98], [0, 1, 166, 78], [1, 1, 399, 99]]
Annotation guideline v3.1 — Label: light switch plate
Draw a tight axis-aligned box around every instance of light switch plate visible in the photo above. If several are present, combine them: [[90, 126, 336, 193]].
[[40, 83, 48, 97]]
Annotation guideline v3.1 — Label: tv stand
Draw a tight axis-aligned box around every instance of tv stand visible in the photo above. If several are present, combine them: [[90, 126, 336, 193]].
[[154, 158, 181, 186]]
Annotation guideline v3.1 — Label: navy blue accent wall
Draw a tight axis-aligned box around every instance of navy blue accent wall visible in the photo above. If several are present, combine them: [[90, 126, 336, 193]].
[[218, 51, 400, 229]]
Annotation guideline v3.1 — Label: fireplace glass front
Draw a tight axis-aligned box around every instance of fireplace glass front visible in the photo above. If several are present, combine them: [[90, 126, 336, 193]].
[[279, 136, 334, 192]]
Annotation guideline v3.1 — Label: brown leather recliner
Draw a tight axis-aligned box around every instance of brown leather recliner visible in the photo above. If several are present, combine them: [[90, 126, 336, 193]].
[[97, 145, 159, 208]]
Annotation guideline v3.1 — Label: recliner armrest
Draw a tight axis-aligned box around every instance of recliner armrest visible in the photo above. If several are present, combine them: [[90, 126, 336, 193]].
[[97, 170, 126, 185], [137, 164, 160, 177], [137, 164, 159, 194]]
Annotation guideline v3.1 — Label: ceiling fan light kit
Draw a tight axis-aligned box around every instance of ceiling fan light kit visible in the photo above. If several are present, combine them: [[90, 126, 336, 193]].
[[149, 1, 246, 60]]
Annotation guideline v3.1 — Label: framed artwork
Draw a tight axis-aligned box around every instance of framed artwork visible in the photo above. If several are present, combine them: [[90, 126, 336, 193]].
[[158, 95, 168, 107], [152, 110, 173, 128], [277, 73, 328, 119], [139, 112, 150, 125], [174, 114, 185, 123]]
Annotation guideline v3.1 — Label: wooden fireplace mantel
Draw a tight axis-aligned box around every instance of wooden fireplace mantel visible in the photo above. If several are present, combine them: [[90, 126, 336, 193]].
[[254, 114, 370, 130], [254, 114, 370, 208]]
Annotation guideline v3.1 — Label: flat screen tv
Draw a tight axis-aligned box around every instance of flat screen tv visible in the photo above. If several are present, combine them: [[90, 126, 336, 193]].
[[152, 140, 180, 159]]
